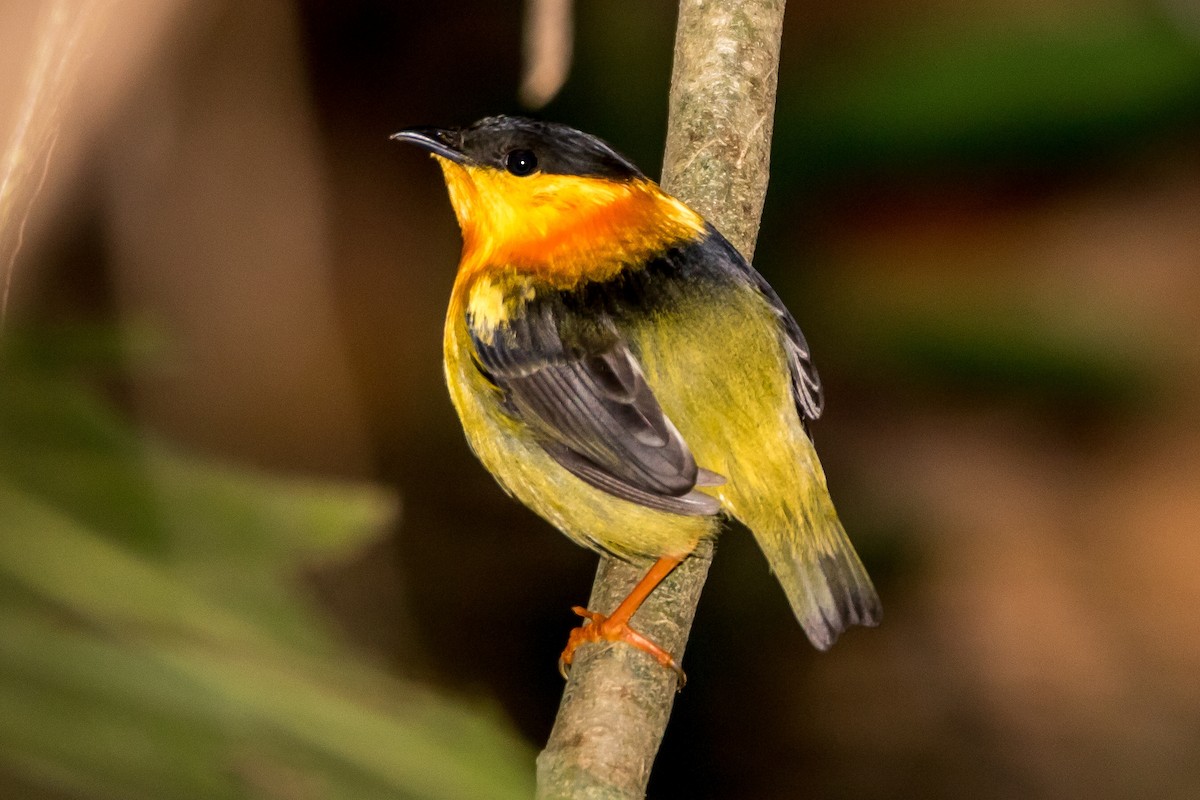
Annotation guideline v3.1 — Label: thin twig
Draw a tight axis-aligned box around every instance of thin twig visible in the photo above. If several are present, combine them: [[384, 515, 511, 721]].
[[535, 1, 787, 797], [0, 0, 98, 329], [519, 0, 574, 109]]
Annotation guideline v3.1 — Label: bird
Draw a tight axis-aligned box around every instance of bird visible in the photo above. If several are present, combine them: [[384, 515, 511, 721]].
[[392, 115, 879, 678]]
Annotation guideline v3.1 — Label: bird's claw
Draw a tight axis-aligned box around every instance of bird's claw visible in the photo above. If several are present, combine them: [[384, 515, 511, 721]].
[[557, 605, 686, 688]]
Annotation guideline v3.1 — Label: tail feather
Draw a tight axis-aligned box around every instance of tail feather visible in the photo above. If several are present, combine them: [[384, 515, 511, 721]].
[[754, 513, 881, 651]]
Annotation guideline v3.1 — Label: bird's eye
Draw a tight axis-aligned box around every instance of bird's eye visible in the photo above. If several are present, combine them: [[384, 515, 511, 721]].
[[505, 149, 538, 176]]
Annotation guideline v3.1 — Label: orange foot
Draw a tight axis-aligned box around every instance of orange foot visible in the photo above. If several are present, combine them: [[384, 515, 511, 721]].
[[557, 605, 686, 685]]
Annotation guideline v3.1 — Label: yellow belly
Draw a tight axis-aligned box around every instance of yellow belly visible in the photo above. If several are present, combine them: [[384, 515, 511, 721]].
[[443, 309, 720, 561], [441, 276, 833, 564]]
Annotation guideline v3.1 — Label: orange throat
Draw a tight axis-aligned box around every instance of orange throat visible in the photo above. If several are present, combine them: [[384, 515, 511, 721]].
[[435, 157, 706, 291]]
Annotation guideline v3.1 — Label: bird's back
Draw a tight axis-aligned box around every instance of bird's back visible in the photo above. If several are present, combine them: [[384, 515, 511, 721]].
[[606, 232, 882, 648]]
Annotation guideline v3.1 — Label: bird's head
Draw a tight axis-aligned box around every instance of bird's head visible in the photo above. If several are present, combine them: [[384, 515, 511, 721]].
[[392, 116, 704, 281]]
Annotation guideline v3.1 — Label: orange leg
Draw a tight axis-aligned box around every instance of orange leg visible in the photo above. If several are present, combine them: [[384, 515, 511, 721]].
[[558, 555, 686, 683]]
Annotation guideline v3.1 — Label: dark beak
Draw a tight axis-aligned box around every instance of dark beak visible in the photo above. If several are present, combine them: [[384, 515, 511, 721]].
[[390, 126, 469, 163]]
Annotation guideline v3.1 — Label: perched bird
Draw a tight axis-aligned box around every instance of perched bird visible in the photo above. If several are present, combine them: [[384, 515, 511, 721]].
[[393, 116, 879, 677]]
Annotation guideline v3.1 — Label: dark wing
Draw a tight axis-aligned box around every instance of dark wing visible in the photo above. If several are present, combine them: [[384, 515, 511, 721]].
[[470, 300, 721, 516], [703, 229, 824, 423], [765, 281, 824, 422]]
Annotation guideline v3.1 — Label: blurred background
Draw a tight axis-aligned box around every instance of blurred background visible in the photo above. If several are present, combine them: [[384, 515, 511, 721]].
[[3, 0, 1199, 798]]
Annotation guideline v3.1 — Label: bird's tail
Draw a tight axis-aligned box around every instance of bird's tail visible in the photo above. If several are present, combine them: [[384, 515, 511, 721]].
[[747, 496, 881, 651]]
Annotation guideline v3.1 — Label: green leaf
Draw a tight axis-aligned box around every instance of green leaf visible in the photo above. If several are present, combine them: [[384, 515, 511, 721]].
[[0, 341, 535, 799], [778, 13, 1200, 182]]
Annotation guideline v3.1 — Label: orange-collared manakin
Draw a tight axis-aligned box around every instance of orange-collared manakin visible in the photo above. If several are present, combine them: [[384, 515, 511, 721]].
[[393, 116, 880, 676]]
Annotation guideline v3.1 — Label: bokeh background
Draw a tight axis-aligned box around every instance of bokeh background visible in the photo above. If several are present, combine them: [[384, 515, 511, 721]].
[[3, 1, 1200, 798]]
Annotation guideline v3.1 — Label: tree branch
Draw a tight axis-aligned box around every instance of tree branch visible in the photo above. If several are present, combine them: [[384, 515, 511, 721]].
[[535, 1, 787, 798]]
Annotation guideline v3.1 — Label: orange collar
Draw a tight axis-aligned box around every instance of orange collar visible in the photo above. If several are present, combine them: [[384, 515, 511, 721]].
[[436, 158, 706, 291]]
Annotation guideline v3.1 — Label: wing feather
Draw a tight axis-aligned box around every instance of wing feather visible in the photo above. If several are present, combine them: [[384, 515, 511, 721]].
[[699, 229, 825, 423], [470, 298, 721, 517]]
